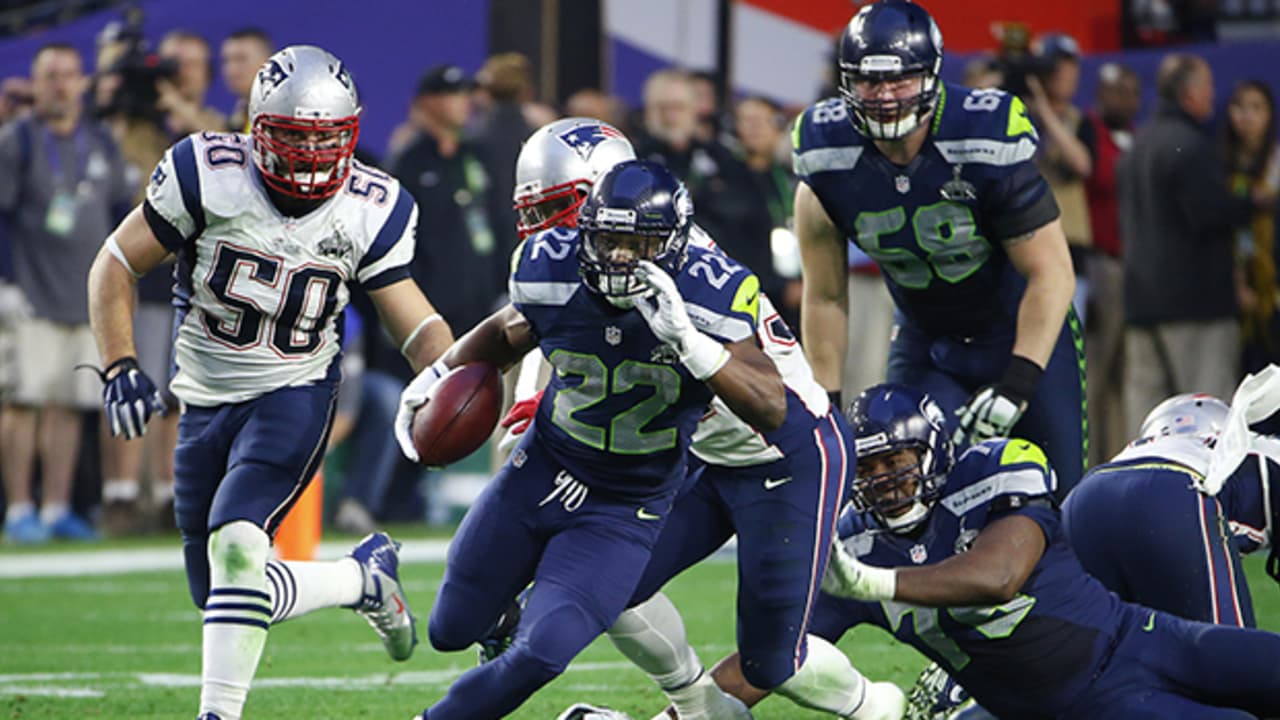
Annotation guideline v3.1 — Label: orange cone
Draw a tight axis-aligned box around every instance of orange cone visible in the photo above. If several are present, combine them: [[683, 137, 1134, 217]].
[[275, 471, 323, 561]]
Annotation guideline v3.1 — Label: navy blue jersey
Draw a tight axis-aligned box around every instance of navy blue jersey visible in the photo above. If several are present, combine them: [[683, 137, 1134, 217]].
[[510, 227, 760, 497], [1217, 453, 1280, 556], [793, 84, 1059, 338], [815, 439, 1125, 719]]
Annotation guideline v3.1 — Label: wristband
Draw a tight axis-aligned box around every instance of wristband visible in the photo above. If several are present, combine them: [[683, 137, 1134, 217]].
[[999, 355, 1044, 405], [679, 331, 730, 381]]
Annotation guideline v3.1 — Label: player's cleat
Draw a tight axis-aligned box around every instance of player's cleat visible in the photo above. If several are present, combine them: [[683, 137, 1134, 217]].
[[476, 596, 524, 664], [3, 510, 50, 545], [906, 662, 973, 720], [349, 532, 417, 661], [556, 703, 636, 720], [47, 511, 99, 541]]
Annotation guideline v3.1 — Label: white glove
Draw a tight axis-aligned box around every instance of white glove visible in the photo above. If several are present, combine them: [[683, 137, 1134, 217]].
[[394, 358, 450, 463], [0, 281, 32, 325], [633, 260, 728, 381], [953, 385, 1026, 447], [821, 539, 897, 602]]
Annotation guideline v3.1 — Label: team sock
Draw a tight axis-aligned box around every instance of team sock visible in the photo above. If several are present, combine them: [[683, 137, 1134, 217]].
[[265, 557, 363, 624], [199, 521, 272, 720]]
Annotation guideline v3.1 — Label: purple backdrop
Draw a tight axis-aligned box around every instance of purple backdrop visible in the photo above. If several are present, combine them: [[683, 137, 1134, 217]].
[[0, 0, 490, 159]]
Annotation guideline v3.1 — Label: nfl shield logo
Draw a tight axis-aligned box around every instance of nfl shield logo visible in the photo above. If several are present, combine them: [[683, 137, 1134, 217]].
[[895, 175, 911, 194], [605, 326, 622, 346], [909, 544, 928, 564]]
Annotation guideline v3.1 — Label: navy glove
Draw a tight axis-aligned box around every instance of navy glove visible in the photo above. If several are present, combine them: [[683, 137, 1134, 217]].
[[98, 357, 166, 439], [953, 355, 1042, 447]]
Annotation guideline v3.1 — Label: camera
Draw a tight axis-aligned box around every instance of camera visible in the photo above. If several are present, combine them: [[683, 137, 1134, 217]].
[[94, 7, 177, 122]]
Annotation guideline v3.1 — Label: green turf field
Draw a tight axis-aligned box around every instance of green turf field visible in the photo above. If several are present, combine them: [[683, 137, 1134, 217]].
[[2, 540, 1276, 719]]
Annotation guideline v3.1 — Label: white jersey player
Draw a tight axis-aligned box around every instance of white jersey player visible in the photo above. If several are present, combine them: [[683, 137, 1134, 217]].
[[478, 119, 904, 720], [87, 45, 453, 720]]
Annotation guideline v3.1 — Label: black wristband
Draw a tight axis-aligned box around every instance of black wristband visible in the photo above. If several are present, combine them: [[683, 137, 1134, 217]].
[[998, 355, 1043, 405], [103, 356, 140, 381], [827, 390, 843, 412]]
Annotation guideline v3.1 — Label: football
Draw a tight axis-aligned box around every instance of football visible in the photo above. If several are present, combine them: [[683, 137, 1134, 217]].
[[411, 362, 504, 466]]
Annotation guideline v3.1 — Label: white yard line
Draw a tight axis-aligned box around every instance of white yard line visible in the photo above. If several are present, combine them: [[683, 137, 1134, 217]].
[[0, 537, 736, 579], [0, 539, 455, 579]]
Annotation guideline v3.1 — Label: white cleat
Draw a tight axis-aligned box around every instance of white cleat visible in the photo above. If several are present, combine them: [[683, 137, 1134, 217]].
[[349, 532, 417, 661], [557, 702, 636, 719]]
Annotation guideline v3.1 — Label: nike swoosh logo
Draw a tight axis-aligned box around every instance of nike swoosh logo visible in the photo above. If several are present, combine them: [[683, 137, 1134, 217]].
[[1143, 611, 1155, 632], [763, 477, 794, 490], [636, 508, 661, 521], [393, 595, 405, 615]]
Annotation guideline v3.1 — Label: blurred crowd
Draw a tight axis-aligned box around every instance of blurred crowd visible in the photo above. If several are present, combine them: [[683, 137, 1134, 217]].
[[0, 15, 1276, 544]]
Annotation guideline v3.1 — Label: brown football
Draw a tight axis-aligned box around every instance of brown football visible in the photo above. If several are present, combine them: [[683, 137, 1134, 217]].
[[411, 362, 504, 466]]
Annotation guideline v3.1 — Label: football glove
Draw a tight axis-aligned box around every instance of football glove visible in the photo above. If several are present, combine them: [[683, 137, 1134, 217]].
[[906, 662, 976, 720], [822, 538, 896, 602], [953, 355, 1042, 447], [497, 388, 544, 455], [634, 260, 729, 381], [394, 358, 450, 463], [97, 357, 166, 440]]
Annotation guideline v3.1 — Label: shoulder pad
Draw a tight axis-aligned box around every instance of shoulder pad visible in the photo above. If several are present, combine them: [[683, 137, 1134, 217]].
[[792, 98, 865, 177], [932, 85, 1039, 168], [509, 227, 581, 307], [677, 246, 759, 343], [939, 438, 1054, 516]]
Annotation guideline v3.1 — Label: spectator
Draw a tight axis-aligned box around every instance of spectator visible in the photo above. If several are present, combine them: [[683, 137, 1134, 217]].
[[1224, 80, 1280, 372], [0, 44, 133, 543], [732, 95, 801, 329], [471, 52, 537, 264], [155, 30, 226, 137], [219, 27, 272, 132], [1118, 54, 1262, 432], [388, 65, 502, 345], [689, 70, 721, 143], [1080, 63, 1142, 464], [636, 69, 768, 293], [961, 54, 1003, 90], [1027, 33, 1093, 322], [0, 77, 32, 126], [565, 87, 624, 129]]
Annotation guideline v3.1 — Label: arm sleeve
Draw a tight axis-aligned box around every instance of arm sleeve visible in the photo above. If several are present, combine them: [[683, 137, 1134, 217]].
[[355, 186, 417, 290], [982, 97, 1061, 241], [143, 135, 204, 252]]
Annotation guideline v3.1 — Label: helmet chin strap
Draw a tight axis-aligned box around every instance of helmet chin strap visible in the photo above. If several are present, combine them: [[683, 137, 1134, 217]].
[[885, 501, 930, 533]]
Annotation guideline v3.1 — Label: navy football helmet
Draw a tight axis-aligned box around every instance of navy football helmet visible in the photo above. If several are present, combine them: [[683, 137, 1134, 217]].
[[838, 0, 944, 140], [847, 383, 953, 532], [577, 160, 692, 307]]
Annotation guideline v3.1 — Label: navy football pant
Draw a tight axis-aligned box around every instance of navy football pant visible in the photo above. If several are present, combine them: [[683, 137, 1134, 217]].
[[173, 383, 337, 608], [1068, 604, 1280, 719], [1063, 462, 1255, 627], [628, 411, 851, 689], [423, 436, 672, 720], [887, 309, 1087, 496]]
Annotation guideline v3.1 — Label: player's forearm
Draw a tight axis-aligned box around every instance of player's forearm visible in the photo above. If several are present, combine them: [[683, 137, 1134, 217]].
[[401, 316, 454, 374], [800, 293, 849, 392], [708, 651, 771, 708], [893, 551, 1024, 607], [1011, 261, 1074, 370], [87, 247, 139, 366], [704, 341, 786, 432], [439, 306, 533, 372]]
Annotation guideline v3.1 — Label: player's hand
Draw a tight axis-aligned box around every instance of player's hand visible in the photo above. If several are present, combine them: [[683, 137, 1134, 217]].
[[0, 281, 32, 325], [99, 357, 166, 440], [394, 359, 449, 463], [497, 388, 544, 455], [634, 260, 694, 349], [822, 539, 896, 601], [634, 260, 728, 381], [953, 385, 1027, 447]]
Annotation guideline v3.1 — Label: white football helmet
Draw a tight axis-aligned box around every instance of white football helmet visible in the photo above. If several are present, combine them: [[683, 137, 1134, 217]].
[[512, 117, 635, 239], [249, 45, 361, 199]]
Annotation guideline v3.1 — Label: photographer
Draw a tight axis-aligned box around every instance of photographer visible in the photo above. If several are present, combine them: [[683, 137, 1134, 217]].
[[1025, 34, 1094, 324]]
